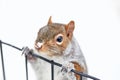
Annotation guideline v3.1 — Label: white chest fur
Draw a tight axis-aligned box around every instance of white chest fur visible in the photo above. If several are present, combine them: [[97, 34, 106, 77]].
[[30, 56, 65, 80]]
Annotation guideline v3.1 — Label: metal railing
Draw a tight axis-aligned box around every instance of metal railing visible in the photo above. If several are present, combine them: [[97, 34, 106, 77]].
[[0, 40, 100, 80]]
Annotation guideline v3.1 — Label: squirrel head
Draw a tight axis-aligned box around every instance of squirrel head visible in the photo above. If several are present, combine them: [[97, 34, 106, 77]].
[[35, 16, 75, 57]]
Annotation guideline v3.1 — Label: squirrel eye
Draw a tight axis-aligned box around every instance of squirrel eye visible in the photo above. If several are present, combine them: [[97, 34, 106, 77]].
[[55, 34, 63, 45], [56, 36, 63, 42]]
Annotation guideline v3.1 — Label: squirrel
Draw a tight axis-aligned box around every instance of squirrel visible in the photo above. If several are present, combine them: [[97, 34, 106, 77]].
[[26, 17, 88, 80]]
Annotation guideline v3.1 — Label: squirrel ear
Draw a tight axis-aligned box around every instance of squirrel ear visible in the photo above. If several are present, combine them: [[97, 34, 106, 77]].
[[47, 16, 52, 25], [65, 21, 75, 39]]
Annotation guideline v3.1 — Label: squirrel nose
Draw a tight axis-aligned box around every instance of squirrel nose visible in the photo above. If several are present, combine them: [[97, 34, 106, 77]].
[[35, 42, 43, 50]]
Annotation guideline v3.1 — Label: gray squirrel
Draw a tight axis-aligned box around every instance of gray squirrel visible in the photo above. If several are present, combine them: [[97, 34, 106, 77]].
[[24, 17, 88, 80]]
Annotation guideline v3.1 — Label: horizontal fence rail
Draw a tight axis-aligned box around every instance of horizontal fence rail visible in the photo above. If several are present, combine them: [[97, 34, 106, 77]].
[[0, 40, 100, 80]]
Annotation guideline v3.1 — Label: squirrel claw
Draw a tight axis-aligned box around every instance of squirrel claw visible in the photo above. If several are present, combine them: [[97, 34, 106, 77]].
[[61, 62, 74, 74], [22, 46, 30, 55], [61, 66, 68, 73], [22, 47, 33, 55], [22, 47, 36, 62]]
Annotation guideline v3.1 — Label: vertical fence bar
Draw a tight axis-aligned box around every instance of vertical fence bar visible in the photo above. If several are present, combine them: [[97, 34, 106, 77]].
[[51, 60, 54, 80], [80, 75, 82, 80], [25, 55, 28, 80], [0, 40, 6, 80]]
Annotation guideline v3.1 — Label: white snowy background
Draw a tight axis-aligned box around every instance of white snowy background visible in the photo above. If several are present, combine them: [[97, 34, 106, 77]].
[[0, 0, 120, 80]]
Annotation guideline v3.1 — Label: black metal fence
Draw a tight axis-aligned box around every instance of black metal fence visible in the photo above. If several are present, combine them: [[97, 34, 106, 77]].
[[0, 40, 100, 80]]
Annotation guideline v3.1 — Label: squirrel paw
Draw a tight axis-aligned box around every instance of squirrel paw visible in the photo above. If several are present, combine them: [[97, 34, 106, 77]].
[[61, 62, 76, 80], [22, 47, 36, 62], [22, 47, 31, 55], [61, 62, 74, 74]]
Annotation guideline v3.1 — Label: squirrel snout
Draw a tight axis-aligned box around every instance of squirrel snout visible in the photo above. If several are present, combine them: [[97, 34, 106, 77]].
[[35, 42, 43, 50]]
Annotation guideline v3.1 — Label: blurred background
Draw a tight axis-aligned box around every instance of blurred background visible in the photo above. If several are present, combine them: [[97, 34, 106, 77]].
[[0, 0, 120, 80]]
